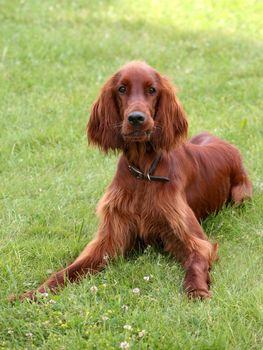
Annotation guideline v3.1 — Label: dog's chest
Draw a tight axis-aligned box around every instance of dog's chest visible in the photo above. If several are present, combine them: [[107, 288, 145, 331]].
[[127, 181, 165, 238], [98, 179, 168, 240]]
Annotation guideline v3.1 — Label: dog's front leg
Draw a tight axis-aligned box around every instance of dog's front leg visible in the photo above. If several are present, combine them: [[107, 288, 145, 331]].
[[15, 205, 135, 302], [160, 197, 218, 299]]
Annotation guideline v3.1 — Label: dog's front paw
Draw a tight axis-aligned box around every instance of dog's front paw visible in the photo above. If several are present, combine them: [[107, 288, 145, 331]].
[[184, 274, 211, 300], [20, 291, 38, 302], [8, 291, 38, 303], [186, 288, 211, 300]]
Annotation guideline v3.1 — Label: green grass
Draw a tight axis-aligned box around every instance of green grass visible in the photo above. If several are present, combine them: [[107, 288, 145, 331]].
[[1, 0, 263, 349]]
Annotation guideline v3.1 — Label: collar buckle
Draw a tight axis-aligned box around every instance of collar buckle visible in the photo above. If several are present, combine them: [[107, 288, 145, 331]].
[[128, 154, 170, 183]]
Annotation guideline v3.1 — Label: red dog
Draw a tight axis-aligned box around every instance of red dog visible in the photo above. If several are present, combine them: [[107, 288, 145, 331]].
[[19, 61, 252, 301]]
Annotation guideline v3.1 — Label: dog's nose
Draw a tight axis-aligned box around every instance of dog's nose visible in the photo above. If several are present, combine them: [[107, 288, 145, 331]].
[[128, 111, 146, 125]]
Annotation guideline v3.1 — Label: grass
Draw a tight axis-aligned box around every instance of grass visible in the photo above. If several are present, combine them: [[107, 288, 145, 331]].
[[0, 0, 263, 349]]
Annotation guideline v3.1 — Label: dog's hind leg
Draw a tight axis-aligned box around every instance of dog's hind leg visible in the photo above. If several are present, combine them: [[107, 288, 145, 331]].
[[231, 167, 252, 205]]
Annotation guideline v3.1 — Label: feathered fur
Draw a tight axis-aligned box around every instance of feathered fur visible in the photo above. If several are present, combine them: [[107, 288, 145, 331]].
[[16, 61, 252, 301]]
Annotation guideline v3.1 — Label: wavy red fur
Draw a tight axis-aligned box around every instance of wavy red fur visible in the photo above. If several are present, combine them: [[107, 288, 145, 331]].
[[15, 61, 252, 302]]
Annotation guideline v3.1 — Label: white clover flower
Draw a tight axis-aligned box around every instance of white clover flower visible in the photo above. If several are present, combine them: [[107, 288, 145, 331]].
[[143, 276, 150, 281], [103, 254, 109, 261], [102, 316, 109, 321], [42, 292, 49, 298], [123, 324, 132, 330], [120, 341, 129, 349], [90, 286, 98, 294], [132, 288, 140, 295], [122, 304, 129, 312], [138, 330, 146, 337]]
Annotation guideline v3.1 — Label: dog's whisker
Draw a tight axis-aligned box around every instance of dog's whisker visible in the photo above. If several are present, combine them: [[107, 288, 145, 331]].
[[111, 122, 123, 129]]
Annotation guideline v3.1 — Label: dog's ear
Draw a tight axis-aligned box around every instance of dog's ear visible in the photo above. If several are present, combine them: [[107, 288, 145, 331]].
[[87, 75, 123, 152], [153, 75, 188, 151]]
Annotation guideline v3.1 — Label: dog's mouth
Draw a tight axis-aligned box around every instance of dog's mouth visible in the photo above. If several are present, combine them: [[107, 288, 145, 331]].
[[122, 129, 152, 142]]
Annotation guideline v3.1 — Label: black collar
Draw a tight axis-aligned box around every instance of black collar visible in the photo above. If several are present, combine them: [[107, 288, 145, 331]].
[[128, 154, 170, 183]]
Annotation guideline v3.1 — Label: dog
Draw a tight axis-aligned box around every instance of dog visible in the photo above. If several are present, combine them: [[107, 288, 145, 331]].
[[17, 61, 252, 301]]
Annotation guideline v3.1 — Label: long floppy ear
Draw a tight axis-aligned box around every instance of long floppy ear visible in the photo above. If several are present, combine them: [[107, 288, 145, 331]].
[[153, 76, 188, 151], [87, 76, 123, 152]]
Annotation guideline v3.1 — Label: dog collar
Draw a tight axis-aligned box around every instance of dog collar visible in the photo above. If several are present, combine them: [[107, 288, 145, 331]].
[[128, 154, 170, 183]]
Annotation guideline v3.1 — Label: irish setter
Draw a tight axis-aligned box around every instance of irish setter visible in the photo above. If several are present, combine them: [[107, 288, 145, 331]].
[[17, 61, 252, 301]]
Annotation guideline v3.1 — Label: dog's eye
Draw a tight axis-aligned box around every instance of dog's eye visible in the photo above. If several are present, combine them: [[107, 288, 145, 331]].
[[148, 86, 156, 95], [118, 85, 127, 94]]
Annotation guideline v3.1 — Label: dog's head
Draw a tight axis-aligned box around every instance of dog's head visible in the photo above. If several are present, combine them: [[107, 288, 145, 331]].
[[88, 61, 188, 152]]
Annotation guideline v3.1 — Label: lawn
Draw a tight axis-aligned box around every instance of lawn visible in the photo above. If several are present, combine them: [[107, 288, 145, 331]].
[[0, 0, 263, 349]]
